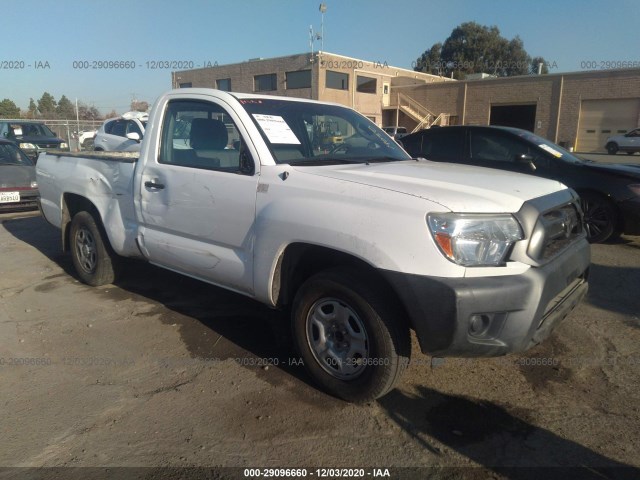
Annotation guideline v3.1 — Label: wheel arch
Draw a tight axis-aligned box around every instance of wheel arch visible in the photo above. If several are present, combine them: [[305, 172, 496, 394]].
[[272, 243, 411, 327], [61, 193, 103, 252]]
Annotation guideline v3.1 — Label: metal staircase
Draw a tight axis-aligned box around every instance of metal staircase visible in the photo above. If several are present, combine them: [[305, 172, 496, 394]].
[[396, 93, 450, 132]]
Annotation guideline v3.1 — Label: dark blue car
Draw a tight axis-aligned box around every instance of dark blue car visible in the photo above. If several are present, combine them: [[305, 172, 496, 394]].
[[400, 125, 640, 243], [0, 121, 67, 162]]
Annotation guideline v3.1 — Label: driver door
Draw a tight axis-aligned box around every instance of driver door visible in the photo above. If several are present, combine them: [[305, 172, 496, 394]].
[[137, 98, 259, 295]]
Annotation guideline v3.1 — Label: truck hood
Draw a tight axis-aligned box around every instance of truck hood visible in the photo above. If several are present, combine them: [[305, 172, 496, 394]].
[[297, 160, 566, 213]]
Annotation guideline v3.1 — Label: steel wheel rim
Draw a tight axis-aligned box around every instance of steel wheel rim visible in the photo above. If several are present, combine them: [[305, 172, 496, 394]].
[[582, 199, 610, 239], [305, 298, 370, 380], [75, 227, 97, 273]]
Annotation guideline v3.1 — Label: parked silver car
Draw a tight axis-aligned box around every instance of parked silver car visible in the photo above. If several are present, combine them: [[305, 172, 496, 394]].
[[93, 112, 148, 152], [606, 128, 640, 155]]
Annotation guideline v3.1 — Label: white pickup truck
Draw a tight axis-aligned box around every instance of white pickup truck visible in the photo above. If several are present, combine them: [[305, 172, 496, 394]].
[[37, 89, 590, 402]]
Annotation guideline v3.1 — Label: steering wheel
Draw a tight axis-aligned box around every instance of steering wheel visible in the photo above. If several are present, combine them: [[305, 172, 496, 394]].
[[328, 143, 350, 155]]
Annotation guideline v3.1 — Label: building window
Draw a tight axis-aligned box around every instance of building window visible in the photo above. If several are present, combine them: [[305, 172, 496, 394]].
[[179, 82, 192, 88], [286, 70, 311, 89], [216, 78, 231, 91], [326, 70, 348, 90], [356, 75, 377, 94], [254, 73, 278, 92]]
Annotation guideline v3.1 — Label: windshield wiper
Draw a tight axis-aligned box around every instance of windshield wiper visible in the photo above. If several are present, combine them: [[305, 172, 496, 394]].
[[357, 156, 404, 163], [287, 158, 371, 166]]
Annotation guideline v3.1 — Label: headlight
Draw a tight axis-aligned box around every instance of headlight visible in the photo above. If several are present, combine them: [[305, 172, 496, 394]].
[[31, 181, 38, 188], [19, 143, 36, 149], [427, 213, 523, 266], [60, 142, 68, 149]]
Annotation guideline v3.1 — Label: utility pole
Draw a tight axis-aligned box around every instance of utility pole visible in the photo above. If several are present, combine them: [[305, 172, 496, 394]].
[[319, 3, 326, 52], [75, 98, 81, 151]]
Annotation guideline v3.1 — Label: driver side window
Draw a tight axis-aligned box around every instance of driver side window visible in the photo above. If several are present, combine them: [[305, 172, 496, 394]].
[[470, 130, 530, 163], [159, 100, 254, 174]]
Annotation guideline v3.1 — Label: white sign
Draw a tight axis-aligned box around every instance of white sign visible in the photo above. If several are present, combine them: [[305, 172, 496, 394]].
[[539, 144, 563, 158], [252, 114, 300, 145]]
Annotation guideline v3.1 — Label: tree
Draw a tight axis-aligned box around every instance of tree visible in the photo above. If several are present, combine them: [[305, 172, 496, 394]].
[[27, 98, 38, 118], [56, 95, 75, 119], [130, 100, 149, 112], [37, 92, 57, 117], [530, 56, 549, 75], [0, 99, 20, 118], [77, 102, 101, 120], [414, 22, 547, 79], [414, 43, 443, 75], [104, 109, 119, 119]]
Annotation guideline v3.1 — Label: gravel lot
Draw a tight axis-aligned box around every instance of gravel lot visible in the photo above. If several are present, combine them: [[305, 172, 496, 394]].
[[1, 211, 639, 479]]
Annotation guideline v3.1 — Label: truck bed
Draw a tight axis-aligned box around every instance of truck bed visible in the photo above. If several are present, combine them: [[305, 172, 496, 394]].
[[43, 151, 139, 163]]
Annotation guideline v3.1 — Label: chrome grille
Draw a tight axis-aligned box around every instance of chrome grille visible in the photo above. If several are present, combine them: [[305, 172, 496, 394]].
[[527, 203, 583, 262]]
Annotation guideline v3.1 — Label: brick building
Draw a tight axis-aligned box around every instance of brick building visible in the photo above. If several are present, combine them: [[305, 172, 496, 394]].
[[172, 53, 640, 152], [172, 52, 453, 127], [390, 68, 640, 152]]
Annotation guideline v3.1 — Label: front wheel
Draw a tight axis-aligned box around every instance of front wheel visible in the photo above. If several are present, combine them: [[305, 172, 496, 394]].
[[580, 192, 618, 243], [70, 211, 120, 286], [292, 268, 410, 403], [606, 143, 618, 155]]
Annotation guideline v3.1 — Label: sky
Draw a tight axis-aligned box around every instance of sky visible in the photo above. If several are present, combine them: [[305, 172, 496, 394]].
[[1, 0, 638, 115]]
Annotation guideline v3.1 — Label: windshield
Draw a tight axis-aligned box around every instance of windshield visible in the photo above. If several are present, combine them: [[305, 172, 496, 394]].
[[10, 123, 56, 137], [0, 143, 33, 166], [239, 99, 411, 165], [513, 130, 587, 163]]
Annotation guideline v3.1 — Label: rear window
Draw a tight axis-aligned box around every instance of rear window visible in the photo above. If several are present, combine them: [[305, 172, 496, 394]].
[[0, 143, 33, 165]]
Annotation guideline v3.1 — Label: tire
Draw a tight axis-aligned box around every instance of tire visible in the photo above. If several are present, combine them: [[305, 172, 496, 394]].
[[606, 143, 618, 155], [291, 267, 410, 403], [69, 211, 120, 286], [626, 151, 635, 155], [580, 192, 618, 243]]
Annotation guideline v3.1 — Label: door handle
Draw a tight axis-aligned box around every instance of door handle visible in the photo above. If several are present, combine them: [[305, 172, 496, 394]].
[[144, 181, 165, 190]]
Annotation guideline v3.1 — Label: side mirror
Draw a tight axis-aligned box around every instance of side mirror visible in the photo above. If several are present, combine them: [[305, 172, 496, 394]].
[[126, 132, 141, 142], [239, 148, 255, 175], [515, 153, 536, 171]]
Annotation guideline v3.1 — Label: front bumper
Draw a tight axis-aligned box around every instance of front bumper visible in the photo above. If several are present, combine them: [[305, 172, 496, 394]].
[[0, 190, 39, 212], [382, 238, 590, 357], [619, 196, 640, 236]]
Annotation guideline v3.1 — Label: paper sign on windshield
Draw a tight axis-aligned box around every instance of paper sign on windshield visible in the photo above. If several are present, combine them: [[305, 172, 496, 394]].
[[539, 144, 563, 158], [252, 114, 300, 145]]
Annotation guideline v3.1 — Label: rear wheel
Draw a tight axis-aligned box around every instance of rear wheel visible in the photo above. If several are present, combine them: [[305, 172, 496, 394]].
[[291, 268, 410, 403], [70, 211, 120, 286], [580, 192, 618, 243], [606, 143, 619, 155]]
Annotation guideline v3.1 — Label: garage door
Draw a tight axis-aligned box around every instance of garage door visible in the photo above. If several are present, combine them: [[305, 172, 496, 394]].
[[577, 98, 640, 152]]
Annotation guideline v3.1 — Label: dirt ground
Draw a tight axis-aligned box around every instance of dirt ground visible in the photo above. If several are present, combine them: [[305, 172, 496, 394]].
[[1, 211, 639, 480]]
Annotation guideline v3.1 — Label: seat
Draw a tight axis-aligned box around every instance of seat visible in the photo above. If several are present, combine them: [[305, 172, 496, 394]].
[[190, 118, 228, 150], [170, 118, 228, 169]]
